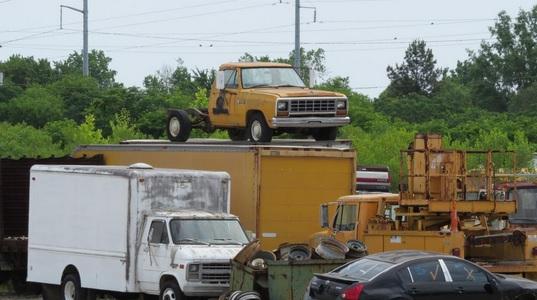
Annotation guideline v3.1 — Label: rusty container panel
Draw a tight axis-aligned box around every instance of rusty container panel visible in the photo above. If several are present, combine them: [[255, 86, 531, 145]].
[[0, 156, 103, 238]]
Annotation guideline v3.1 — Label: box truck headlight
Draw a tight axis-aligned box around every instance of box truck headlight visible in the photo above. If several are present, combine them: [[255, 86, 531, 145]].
[[187, 264, 200, 281]]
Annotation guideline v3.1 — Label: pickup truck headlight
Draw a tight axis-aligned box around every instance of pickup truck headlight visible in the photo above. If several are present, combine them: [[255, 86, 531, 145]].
[[336, 100, 347, 110], [186, 263, 200, 281], [277, 101, 289, 111]]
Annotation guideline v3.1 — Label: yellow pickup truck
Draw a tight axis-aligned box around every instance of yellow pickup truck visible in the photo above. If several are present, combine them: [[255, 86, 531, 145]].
[[166, 62, 350, 142]]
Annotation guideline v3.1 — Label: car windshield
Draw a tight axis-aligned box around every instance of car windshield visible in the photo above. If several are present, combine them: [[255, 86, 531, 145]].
[[241, 67, 305, 88], [333, 258, 393, 281], [169, 219, 249, 245]]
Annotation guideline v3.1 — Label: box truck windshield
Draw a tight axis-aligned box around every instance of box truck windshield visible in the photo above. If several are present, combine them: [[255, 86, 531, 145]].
[[170, 219, 249, 245]]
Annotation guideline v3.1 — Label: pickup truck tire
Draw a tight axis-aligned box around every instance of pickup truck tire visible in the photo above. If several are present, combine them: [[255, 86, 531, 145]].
[[61, 273, 88, 300], [160, 280, 185, 300], [312, 127, 338, 141], [167, 110, 192, 142], [247, 113, 272, 143]]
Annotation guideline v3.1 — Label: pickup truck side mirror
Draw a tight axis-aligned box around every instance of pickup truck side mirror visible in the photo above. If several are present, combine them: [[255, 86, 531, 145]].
[[216, 71, 225, 90], [320, 204, 329, 228]]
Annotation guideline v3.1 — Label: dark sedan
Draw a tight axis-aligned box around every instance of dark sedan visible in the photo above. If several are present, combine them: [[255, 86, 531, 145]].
[[305, 250, 537, 300]]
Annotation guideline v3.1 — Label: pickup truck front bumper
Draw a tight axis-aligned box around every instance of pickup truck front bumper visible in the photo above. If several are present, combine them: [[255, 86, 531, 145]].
[[271, 116, 350, 128]]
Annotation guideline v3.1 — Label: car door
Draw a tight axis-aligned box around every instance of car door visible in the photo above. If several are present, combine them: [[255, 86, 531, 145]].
[[398, 259, 456, 300], [138, 219, 172, 294], [443, 259, 502, 300]]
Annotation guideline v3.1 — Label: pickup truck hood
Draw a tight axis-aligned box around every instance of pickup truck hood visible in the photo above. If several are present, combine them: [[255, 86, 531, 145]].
[[173, 245, 243, 261], [247, 88, 346, 98]]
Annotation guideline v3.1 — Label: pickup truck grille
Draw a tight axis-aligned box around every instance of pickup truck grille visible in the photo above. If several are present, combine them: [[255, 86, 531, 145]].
[[201, 263, 231, 284], [289, 99, 336, 114]]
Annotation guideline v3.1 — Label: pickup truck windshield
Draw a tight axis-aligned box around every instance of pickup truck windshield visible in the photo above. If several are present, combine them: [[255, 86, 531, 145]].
[[242, 67, 305, 88], [170, 219, 249, 245]]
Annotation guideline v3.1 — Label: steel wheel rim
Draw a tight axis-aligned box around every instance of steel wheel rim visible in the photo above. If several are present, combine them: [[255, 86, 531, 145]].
[[251, 120, 262, 141], [169, 117, 181, 137], [64, 281, 76, 300], [163, 287, 177, 300]]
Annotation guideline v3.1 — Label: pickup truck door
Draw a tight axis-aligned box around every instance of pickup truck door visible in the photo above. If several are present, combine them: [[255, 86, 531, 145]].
[[212, 69, 239, 126], [138, 219, 172, 294]]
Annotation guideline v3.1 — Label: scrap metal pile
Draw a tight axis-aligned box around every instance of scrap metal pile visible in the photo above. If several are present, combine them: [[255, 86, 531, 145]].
[[221, 237, 368, 300]]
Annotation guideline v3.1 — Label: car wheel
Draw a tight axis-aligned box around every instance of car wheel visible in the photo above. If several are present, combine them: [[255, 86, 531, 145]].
[[167, 110, 192, 142], [61, 273, 88, 300], [312, 127, 338, 141], [160, 280, 185, 300], [228, 128, 247, 141], [247, 113, 273, 143]]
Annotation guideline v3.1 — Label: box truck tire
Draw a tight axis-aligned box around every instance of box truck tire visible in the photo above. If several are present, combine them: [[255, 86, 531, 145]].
[[160, 280, 185, 300], [61, 272, 91, 300]]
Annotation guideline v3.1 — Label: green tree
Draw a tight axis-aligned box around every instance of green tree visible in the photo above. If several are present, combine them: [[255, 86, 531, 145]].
[[0, 122, 62, 158], [385, 40, 445, 97], [455, 5, 537, 112], [107, 110, 147, 143], [0, 86, 64, 127], [54, 50, 117, 88], [51, 75, 100, 123], [0, 55, 57, 88]]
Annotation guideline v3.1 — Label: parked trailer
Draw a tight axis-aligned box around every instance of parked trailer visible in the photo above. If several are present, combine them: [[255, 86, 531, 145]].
[[0, 156, 103, 291], [28, 164, 249, 299], [74, 139, 356, 250]]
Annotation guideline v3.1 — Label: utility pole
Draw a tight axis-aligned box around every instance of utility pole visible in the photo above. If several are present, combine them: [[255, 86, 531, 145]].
[[294, 0, 316, 76], [60, 0, 89, 76], [294, 0, 300, 73]]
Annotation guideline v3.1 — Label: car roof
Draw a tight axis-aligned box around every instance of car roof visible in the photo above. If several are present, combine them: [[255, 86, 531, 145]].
[[365, 250, 453, 264]]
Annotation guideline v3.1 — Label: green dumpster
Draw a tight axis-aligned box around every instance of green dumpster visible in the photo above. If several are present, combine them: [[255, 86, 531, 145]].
[[230, 259, 350, 300]]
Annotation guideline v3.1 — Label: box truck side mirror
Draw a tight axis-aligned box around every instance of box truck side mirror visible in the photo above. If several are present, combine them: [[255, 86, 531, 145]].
[[320, 204, 329, 228]]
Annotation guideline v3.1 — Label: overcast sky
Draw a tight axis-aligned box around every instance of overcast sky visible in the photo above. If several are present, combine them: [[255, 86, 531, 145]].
[[0, 0, 535, 97]]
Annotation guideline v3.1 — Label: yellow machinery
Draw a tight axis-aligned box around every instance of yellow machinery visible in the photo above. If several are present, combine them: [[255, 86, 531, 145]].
[[317, 134, 537, 278]]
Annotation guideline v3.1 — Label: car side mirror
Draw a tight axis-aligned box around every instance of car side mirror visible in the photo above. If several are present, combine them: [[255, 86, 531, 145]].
[[484, 283, 495, 294], [320, 205, 329, 228], [216, 71, 225, 90]]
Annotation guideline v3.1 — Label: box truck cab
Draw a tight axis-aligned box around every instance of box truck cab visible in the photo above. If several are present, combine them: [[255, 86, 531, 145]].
[[27, 164, 248, 299]]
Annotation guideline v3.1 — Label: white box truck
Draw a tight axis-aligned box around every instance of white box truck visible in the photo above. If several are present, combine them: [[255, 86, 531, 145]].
[[27, 163, 249, 299]]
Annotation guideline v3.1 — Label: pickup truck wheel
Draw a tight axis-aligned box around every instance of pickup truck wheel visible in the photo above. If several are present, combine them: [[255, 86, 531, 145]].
[[160, 280, 184, 300], [167, 110, 192, 142], [228, 129, 246, 141], [312, 127, 338, 141], [247, 114, 272, 143], [61, 273, 88, 300]]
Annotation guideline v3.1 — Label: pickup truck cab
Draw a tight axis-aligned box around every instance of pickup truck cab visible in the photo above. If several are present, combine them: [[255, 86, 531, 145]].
[[167, 62, 350, 142]]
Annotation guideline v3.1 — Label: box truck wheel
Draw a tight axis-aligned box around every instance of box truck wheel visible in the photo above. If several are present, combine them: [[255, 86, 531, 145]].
[[167, 110, 192, 142], [247, 113, 272, 143], [61, 273, 88, 300], [160, 280, 185, 300]]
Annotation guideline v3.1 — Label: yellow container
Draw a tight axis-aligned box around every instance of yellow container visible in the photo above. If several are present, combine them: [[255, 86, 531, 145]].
[[74, 141, 356, 249]]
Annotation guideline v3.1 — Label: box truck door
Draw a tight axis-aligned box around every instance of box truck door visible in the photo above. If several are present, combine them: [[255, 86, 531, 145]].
[[138, 219, 171, 293]]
